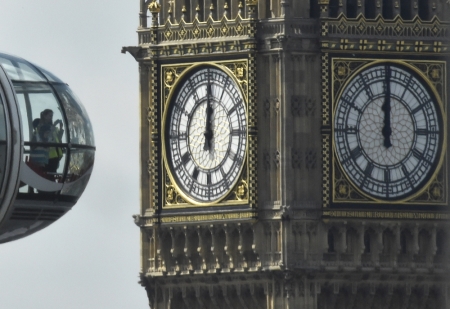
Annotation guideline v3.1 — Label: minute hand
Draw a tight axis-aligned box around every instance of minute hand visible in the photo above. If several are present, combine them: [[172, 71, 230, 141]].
[[381, 66, 392, 148], [204, 84, 213, 151]]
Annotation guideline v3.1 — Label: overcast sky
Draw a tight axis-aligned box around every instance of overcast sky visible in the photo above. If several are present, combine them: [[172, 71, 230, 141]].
[[0, 1, 149, 308]]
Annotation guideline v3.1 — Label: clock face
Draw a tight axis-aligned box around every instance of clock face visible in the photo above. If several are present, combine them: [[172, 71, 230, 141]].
[[164, 65, 247, 204], [334, 63, 442, 200]]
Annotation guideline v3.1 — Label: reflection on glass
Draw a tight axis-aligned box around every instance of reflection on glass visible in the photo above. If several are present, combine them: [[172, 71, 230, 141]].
[[0, 58, 20, 80], [33, 65, 64, 83], [20, 145, 67, 194], [61, 149, 95, 197], [0, 56, 45, 82], [54, 85, 95, 146]]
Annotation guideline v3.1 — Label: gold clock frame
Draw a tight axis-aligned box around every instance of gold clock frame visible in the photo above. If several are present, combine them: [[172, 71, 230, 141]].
[[160, 60, 253, 208], [325, 57, 448, 208]]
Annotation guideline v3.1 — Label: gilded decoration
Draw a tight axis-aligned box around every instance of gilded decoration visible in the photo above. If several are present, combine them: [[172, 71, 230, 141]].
[[148, 0, 161, 13], [321, 15, 450, 54], [156, 14, 252, 44], [235, 180, 248, 200], [327, 58, 448, 208], [158, 211, 256, 224], [323, 210, 450, 220], [138, 10, 257, 57], [160, 60, 255, 208]]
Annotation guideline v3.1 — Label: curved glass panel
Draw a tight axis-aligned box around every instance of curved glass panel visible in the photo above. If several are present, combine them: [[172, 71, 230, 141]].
[[61, 148, 95, 197], [14, 83, 67, 144], [33, 65, 64, 83], [0, 55, 46, 82], [54, 84, 95, 146], [0, 94, 7, 197]]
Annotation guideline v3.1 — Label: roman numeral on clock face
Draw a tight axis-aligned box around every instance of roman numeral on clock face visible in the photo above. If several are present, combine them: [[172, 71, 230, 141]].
[[350, 146, 363, 160]]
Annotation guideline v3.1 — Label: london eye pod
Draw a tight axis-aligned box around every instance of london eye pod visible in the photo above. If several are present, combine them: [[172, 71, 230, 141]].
[[0, 53, 95, 243]]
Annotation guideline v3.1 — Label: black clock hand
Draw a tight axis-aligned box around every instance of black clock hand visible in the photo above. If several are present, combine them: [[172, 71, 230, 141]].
[[381, 65, 392, 148], [204, 83, 213, 151]]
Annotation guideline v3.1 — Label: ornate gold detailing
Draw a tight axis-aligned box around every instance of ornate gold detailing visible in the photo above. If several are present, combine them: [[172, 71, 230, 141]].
[[321, 53, 330, 126], [147, 60, 159, 211], [337, 65, 346, 76], [221, 22, 229, 36], [160, 60, 256, 209], [165, 184, 186, 205], [246, 0, 257, 6], [322, 135, 331, 208], [164, 69, 175, 86], [159, 211, 255, 223], [166, 185, 176, 203], [321, 15, 450, 54], [235, 64, 246, 80], [323, 210, 450, 220], [223, 62, 249, 98], [139, 8, 255, 46], [235, 180, 248, 200], [148, 0, 161, 13]]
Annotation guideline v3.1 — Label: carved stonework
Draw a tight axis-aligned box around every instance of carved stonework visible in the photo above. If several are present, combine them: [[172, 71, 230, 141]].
[[291, 96, 316, 117], [305, 149, 317, 170], [291, 148, 302, 169]]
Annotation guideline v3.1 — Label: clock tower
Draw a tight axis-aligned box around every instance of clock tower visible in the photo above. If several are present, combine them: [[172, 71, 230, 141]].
[[123, 0, 450, 308]]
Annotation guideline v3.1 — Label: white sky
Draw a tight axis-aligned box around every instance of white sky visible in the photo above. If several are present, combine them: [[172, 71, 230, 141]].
[[0, 1, 149, 308]]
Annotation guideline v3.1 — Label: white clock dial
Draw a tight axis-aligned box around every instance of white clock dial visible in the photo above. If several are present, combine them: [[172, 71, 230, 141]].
[[165, 66, 247, 203], [334, 63, 442, 200]]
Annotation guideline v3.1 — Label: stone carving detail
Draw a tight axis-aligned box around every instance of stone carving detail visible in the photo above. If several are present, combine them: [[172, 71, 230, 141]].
[[263, 97, 280, 118], [148, 223, 261, 274], [305, 98, 316, 117], [291, 95, 302, 116], [264, 98, 271, 117], [291, 148, 302, 169], [142, 219, 449, 308], [291, 96, 317, 117], [274, 150, 281, 168], [305, 149, 317, 169], [263, 150, 271, 170]]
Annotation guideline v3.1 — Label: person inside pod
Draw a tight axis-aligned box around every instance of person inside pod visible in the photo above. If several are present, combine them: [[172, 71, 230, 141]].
[[30, 109, 64, 177]]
